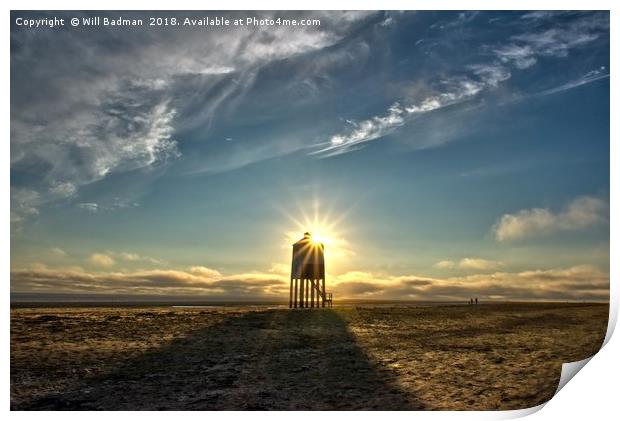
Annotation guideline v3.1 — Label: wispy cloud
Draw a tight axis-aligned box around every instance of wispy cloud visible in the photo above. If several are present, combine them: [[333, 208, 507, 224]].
[[494, 196, 608, 242], [10, 188, 40, 231], [314, 74, 495, 156], [493, 44, 538, 69], [10, 11, 609, 229], [10, 11, 374, 228], [430, 11, 479, 30], [314, 103, 407, 156], [319, 12, 607, 156], [520, 11, 559, 21], [76, 197, 141, 213], [11, 184, 92, 231], [77, 203, 99, 212], [537, 66, 609, 96], [497, 12, 608, 68], [512, 28, 599, 59]]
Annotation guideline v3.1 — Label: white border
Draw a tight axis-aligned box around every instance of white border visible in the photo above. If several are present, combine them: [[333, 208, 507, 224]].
[[3, 1, 617, 419]]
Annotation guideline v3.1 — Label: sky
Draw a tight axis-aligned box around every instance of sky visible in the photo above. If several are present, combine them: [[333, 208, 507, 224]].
[[10, 11, 610, 301]]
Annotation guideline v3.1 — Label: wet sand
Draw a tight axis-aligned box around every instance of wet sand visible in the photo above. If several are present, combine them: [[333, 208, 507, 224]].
[[11, 302, 607, 410]]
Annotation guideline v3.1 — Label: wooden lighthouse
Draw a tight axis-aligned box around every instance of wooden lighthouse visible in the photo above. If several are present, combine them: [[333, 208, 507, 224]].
[[290, 232, 332, 308]]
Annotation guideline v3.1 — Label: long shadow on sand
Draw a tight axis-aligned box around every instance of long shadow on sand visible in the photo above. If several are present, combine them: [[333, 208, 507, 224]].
[[19, 309, 423, 410]]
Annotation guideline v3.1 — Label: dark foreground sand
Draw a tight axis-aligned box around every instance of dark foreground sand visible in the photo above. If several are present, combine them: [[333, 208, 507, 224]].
[[11, 303, 607, 410]]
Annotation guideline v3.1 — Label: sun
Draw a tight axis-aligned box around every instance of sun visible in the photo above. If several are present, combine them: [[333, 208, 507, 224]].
[[289, 217, 338, 248], [304, 226, 334, 246], [310, 232, 329, 245]]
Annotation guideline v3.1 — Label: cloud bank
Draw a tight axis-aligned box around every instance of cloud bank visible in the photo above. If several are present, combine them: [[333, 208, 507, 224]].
[[11, 263, 608, 302], [11, 265, 287, 299], [330, 265, 607, 301], [494, 196, 608, 242]]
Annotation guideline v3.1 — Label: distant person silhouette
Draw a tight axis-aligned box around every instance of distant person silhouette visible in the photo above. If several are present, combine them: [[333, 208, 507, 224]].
[[475, 297, 478, 305], [470, 298, 473, 305]]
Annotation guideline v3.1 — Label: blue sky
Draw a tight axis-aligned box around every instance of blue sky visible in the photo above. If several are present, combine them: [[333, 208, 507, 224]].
[[10, 11, 609, 301]]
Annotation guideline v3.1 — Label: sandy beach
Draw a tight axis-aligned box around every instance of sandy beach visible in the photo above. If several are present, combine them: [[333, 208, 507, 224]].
[[10, 302, 607, 410]]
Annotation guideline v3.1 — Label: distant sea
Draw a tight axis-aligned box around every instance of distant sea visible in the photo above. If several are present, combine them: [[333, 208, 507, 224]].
[[10, 292, 474, 308]]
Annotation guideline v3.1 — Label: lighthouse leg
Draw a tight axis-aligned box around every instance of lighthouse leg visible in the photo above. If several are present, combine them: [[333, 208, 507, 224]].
[[322, 279, 326, 308], [289, 279, 293, 308], [310, 279, 315, 308], [304, 279, 307, 308], [314, 283, 318, 308]]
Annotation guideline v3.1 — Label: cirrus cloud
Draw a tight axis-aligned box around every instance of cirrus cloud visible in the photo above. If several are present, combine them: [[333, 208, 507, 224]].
[[10, 11, 375, 228], [318, 12, 608, 156]]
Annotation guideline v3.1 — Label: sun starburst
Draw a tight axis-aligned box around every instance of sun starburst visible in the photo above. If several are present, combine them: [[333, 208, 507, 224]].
[[278, 197, 355, 272]]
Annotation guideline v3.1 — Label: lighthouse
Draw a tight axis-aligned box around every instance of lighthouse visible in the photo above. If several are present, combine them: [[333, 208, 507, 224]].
[[290, 232, 332, 308]]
